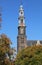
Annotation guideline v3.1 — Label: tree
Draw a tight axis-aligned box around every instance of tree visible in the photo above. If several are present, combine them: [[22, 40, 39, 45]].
[[0, 34, 15, 65], [15, 45, 42, 65]]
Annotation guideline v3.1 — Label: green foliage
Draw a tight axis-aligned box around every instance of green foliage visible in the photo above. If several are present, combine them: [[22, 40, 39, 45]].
[[0, 34, 15, 65], [15, 45, 42, 65]]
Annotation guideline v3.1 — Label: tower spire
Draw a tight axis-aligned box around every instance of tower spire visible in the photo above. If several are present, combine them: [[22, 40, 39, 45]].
[[18, 1, 25, 26], [20, 0, 22, 5]]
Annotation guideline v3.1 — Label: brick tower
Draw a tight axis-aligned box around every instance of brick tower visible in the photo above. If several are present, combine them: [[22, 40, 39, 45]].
[[17, 4, 27, 52]]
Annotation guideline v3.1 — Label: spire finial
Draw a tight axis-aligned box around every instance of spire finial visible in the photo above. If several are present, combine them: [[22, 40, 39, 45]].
[[20, 0, 22, 5]]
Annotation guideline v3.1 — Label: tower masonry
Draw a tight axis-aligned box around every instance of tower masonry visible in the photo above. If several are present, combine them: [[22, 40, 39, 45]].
[[17, 5, 27, 52]]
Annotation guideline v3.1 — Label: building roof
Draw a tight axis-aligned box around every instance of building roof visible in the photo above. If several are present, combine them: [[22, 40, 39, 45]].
[[27, 40, 42, 46]]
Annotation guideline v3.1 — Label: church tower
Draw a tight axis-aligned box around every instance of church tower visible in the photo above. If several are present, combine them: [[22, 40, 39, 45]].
[[17, 4, 27, 52]]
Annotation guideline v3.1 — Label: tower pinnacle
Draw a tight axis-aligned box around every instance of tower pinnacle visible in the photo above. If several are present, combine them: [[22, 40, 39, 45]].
[[18, 1, 25, 26], [20, 0, 23, 5]]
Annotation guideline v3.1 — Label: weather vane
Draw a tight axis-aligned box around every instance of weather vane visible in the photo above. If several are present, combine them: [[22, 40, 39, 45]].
[[20, 0, 23, 5], [0, 6, 2, 29]]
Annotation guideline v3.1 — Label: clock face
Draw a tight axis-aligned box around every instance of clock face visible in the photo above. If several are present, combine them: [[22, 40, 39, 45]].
[[20, 28, 24, 34]]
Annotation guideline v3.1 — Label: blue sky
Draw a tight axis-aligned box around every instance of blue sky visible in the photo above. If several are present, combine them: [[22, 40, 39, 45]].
[[0, 0, 42, 48]]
